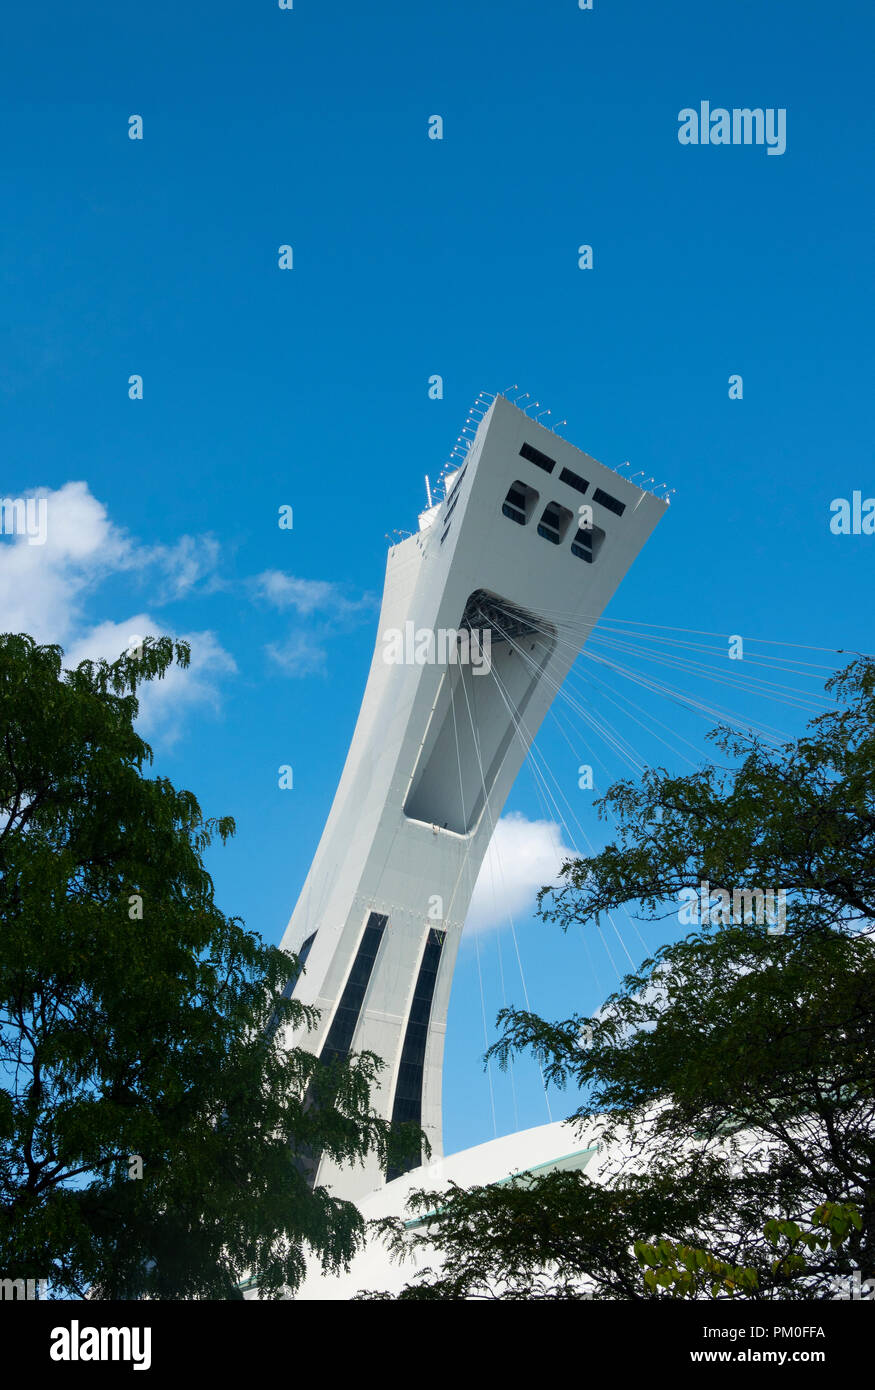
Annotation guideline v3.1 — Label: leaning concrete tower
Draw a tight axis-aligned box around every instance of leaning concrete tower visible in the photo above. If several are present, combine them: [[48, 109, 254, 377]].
[[278, 392, 667, 1200]]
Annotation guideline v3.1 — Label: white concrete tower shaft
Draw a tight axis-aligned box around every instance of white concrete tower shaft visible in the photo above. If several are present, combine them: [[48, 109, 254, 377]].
[[279, 394, 667, 1200]]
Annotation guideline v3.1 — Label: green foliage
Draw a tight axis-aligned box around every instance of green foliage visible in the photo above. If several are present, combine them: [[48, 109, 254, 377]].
[[0, 633, 402, 1298], [358, 1166, 746, 1300], [366, 659, 875, 1300], [764, 1202, 863, 1279], [635, 1205, 861, 1297], [539, 656, 875, 937], [634, 1238, 759, 1298]]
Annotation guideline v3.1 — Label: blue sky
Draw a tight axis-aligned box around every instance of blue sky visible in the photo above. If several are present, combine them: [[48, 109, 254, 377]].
[[1, 0, 873, 1154]]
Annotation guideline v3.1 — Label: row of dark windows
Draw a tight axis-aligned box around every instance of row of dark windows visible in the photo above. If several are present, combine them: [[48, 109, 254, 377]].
[[446, 465, 466, 504], [386, 927, 446, 1182], [439, 445, 624, 552], [440, 464, 467, 545], [502, 480, 605, 563], [519, 441, 625, 516]]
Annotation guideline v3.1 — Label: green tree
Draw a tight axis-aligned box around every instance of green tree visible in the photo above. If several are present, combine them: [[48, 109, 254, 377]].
[[0, 633, 408, 1299], [364, 659, 875, 1300], [634, 1203, 861, 1299]]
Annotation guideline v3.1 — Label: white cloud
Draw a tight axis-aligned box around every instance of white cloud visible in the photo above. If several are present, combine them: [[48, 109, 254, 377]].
[[466, 812, 573, 935], [266, 631, 329, 678], [254, 572, 337, 615], [253, 569, 377, 680], [146, 535, 223, 602], [0, 483, 234, 743], [252, 569, 375, 620], [0, 483, 379, 739], [0, 482, 132, 644], [0, 482, 222, 644]]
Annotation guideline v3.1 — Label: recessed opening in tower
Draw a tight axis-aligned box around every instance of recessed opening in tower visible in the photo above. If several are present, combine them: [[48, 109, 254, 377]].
[[402, 589, 557, 834]]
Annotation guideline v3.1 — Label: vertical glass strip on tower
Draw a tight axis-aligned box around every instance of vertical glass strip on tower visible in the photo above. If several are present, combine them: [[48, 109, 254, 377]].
[[387, 927, 446, 1180], [320, 913, 388, 1066]]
